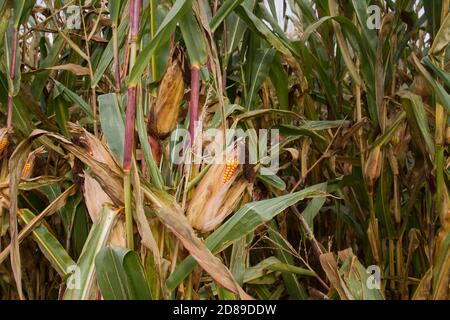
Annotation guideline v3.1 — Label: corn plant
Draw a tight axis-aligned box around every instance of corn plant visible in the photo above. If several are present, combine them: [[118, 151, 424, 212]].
[[0, 0, 448, 300]]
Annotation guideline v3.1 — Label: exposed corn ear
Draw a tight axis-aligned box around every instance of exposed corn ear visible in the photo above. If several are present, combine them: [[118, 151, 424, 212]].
[[187, 140, 246, 232], [223, 159, 238, 183], [20, 146, 45, 179], [0, 137, 8, 156], [0, 128, 9, 157]]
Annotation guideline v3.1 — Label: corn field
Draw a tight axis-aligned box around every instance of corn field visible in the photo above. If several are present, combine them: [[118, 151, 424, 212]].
[[0, 0, 448, 301]]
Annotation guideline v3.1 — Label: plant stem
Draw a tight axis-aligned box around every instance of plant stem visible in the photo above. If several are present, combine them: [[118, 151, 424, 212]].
[[7, 26, 18, 130], [189, 66, 200, 145], [123, 0, 141, 249], [112, 24, 121, 92]]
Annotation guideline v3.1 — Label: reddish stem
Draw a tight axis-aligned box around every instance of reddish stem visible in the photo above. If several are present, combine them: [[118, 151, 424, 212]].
[[189, 66, 200, 145], [123, 0, 141, 170], [123, 87, 136, 170], [130, 0, 141, 42]]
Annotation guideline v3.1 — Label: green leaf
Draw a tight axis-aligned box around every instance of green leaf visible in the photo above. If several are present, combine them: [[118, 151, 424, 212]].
[[302, 183, 328, 229], [53, 80, 94, 119], [257, 173, 286, 191], [424, 0, 442, 38], [225, 0, 256, 61], [12, 1, 33, 28], [243, 257, 315, 283], [269, 53, 289, 110], [95, 246, 152, 300], [412, 54, 450, 112], [108, 0, 122, 26], [179, 10, 207, 66], [210, 0, 245, 32], [128, 0, 192, 86], [267, 221, 308, 299], [166, 183, 327, 290], [401, 92, 435, 160], [98, 93, 125, 163], [63, 206, 118, 300], [246, 48, 275, 109], [18, 209, 75, 278], [235, 4, 298, 58], [136, 98, 164, 190]]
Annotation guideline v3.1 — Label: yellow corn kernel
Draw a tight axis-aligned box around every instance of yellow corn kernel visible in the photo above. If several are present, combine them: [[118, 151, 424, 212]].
[[223, 159, 238, 183], [0, 137, 8, 155], [21, 157, 34, 179]]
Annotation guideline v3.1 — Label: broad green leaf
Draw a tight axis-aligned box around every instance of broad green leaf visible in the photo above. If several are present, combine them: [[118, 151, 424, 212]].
[[235, 4, 298, 58], [424, 0, 442, 38], [302, 183, 328, 229], [13, 1, 33, 28], [63, 206, 119, 300], [95, 246, 152, 300], [423, 56, 450, 88], [98, 93, 125, 163], [179, 10, 207, 66], [257, 173, 286, 191], [246, 48, 275, 109], [269, 53, 289, 110]]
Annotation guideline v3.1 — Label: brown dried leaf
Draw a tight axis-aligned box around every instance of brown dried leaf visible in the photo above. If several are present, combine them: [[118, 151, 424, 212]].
[[143, 187, 252, 300], [46, 63, 90, 76]]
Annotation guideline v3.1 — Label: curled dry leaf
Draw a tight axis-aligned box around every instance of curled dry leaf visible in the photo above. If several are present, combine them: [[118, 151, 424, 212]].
[[143, 187, 252, 300], [84, 171, 126, 248], [46, 63, 90, 76]]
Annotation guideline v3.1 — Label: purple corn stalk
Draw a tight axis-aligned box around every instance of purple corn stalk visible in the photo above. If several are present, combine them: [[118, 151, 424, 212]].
[[123, 0, 141, 171]]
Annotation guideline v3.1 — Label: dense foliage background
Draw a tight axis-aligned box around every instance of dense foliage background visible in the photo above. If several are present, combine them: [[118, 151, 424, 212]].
[[0, 0, 448, 300]]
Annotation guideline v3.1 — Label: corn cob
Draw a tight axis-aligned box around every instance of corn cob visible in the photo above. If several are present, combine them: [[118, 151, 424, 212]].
[[223, 159, 239, 183], [21, 159, 33, 179], [0, 137, 8, 155]]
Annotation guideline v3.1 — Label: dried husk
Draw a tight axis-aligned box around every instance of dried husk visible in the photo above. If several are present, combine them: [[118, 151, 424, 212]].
[[84, 171, 126, 248], [148, 48, 185, 139], [364, 145, 383, 195]]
